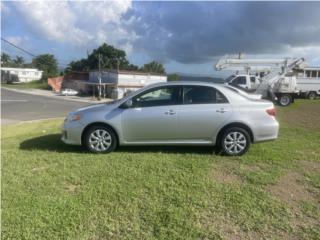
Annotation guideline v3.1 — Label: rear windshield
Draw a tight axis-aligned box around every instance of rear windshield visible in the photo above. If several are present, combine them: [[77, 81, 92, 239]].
[[223, 85, 252, 101]]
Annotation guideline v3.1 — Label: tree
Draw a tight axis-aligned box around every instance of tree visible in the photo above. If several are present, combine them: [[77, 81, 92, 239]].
[[67, 43, 139, 72], [168, 73, 180, 81], [141, 61, 166, 74], [32, 54, 58, 80], [1, 53, 12, 67], [13, 56, 25, 67]]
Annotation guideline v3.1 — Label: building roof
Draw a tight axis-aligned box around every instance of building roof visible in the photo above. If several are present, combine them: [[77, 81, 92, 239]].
[[1, 67, 43, 72], [90, 69, 166, 77]]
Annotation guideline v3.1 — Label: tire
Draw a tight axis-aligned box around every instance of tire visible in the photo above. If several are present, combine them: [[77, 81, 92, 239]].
[[220, 127, 251, 156], [307, 91, 317, 100], [278, 94, 292, 107], [84, 125, 117, 153]]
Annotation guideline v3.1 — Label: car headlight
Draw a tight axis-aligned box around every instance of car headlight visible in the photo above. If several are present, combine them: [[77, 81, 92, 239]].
[[65, 113, 81, 122], [71, 114, 81, 121]]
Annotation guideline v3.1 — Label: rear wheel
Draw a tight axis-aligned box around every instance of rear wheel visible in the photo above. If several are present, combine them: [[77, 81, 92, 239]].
[[307, 91, 317, 100], [84, 125, 117, 153], [220, 127, 251, 156], [278, 94, 292, 106]]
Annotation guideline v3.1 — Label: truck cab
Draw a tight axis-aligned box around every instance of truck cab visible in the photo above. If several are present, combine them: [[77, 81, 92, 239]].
[[226, 74, 261, 90]]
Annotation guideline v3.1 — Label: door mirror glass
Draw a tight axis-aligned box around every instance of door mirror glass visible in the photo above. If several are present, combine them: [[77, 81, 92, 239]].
[[121, 99, 133, 108]]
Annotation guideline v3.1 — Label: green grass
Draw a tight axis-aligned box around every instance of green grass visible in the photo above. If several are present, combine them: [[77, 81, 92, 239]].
[[2, 100, 320, 239], [2, 80, 51, 90]]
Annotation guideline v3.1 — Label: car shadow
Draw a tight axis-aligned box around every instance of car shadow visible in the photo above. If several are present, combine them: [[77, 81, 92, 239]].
[[19, 134, 86, 153], [116, 145, 216, 155], [20, 134, 218, 155]]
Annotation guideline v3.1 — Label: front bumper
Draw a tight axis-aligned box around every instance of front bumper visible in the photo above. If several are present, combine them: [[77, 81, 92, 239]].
[[61, 120, 84, 145]]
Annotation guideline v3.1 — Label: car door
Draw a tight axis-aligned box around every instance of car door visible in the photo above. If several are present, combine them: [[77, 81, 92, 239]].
[[176, 85, 232, 141], [121, 85, 182, 142]]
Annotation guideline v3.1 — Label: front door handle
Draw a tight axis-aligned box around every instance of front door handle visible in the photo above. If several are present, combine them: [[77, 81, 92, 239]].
[[164, 110, 176, 115], [216, 108, 228, 113]]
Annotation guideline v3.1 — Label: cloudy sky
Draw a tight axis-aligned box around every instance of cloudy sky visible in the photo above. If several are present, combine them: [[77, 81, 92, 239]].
[[2, 1, 320, 76]]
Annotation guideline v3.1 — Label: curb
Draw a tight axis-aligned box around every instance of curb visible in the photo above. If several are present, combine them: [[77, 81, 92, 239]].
[[1, 87, 103, 103], [1, 117, 64, 125]]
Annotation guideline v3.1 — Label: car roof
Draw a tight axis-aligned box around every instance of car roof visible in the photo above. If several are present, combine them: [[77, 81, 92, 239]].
[[145, 80, 225, 89]]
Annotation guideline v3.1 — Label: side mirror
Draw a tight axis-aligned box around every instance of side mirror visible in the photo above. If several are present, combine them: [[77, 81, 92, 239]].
[[121, 99, 133, 109]]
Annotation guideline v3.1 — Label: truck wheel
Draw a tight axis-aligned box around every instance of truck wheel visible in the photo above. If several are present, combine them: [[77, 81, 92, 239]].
[[278, 94, 292, 106], [307, 92, 317, 100]]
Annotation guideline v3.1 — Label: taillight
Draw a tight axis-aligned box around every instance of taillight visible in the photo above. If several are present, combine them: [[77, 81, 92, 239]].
[[266, 107, 276, 117]]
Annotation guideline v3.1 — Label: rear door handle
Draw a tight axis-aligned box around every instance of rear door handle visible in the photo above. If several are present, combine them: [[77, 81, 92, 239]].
[[165, 109, 176, 115], [216, 108, 228, 113]]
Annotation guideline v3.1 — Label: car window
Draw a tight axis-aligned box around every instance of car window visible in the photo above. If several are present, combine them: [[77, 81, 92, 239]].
[[183, 86, 228, 104], [132, 86, 181, 107], [250, 77, 256, 83]]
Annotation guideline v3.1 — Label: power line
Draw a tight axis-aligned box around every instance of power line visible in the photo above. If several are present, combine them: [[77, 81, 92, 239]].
[[1, 37, 69, 67], [1, 37, 35, 57]]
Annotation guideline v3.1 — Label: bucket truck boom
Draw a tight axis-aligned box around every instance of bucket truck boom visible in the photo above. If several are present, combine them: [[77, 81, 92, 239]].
[[214, 55, 306, 106]]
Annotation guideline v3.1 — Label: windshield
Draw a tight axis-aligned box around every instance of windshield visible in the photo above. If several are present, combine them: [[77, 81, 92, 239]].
[[225, 75, 236, 82]]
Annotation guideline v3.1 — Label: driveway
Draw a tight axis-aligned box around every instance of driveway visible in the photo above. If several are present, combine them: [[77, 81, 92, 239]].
[[1, 88, 91, 124]]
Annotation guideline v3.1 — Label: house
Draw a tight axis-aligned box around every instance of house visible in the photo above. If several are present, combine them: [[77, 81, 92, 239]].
[[88, 70, 167, 99], [1, 67, 43, 83], [47, 70, 167, 99], [48, 71, 89, 93]]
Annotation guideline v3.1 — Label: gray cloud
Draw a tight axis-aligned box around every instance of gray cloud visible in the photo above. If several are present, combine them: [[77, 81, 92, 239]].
[[127, 2, 320, 63]]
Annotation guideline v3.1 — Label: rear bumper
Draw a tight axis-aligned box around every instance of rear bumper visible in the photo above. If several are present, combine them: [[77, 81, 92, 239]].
[[253, 119, 279, 143]]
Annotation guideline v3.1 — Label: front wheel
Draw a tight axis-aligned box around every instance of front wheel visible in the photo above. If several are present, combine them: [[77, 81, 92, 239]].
[[220, 127, 251, 156], [84, 125, 117, 153], [278, 94, 292, 106]]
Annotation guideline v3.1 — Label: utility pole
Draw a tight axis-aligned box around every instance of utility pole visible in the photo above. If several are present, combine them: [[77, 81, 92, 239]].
[[98, 53, 102, 100]]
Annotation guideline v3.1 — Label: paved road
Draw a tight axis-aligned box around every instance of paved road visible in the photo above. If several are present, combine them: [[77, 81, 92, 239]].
[[1, 88, 91, 124]]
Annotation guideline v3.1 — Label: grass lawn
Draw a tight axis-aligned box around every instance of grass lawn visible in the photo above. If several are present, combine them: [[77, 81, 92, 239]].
[[2, 80, 51, 90], [2, 100, 320, 240]]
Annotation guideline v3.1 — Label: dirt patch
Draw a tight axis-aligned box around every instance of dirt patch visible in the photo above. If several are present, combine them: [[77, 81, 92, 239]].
[[298, 160, 320, 174], [65, 183, 80, 194], [268, 171, 319, 235], [31, 166, 48, 172], [280, 102, 320, 130], [239, 163, 270, 172], [211, 167, 242, 184], [269, 172, 315, 206], [201, 215, 260, 240]]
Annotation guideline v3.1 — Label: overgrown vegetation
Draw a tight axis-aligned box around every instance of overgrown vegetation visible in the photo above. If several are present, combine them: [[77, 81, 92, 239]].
[[2, 100, 319, 239]]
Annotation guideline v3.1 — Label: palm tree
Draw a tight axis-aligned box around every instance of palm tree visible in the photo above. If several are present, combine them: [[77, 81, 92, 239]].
[[1, 53, 11, 66], [141, 61, 166, 74], [14, 56, 25, 67]]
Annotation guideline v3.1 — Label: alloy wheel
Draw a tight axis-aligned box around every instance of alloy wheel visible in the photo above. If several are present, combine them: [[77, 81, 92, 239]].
[[223, 131, 247, 155], [89, 129, 112, 152]]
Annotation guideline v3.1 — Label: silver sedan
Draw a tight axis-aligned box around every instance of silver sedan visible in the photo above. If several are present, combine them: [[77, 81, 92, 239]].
[[62, 81, 279, 156]]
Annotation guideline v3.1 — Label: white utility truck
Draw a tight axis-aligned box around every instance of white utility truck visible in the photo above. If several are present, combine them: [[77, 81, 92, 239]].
[[215, 55, 309, 106]]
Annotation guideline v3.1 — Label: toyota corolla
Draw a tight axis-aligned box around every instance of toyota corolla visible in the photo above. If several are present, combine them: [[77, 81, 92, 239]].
[[62, 81, 279, 156]]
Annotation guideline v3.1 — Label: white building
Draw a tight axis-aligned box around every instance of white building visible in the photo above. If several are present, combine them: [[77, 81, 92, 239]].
[[89, 70, 167, 99], [1, 67, 43, 82]]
